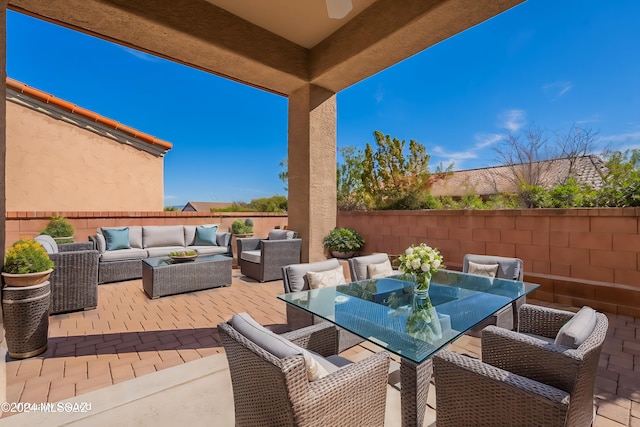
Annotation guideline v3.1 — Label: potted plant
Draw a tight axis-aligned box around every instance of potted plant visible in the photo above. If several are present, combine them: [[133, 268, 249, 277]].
[[41, 216, 74, 244], [231, 219, 254, 235], [2, 239, 55, 287], [322, 227, 365, 258]]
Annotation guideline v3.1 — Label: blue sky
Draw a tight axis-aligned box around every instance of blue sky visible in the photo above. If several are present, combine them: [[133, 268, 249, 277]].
[[7, 1, 640, 207]]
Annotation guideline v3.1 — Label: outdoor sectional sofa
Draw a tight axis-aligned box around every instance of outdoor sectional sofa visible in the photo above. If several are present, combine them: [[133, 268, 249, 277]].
[[90, 225, 231, 283]]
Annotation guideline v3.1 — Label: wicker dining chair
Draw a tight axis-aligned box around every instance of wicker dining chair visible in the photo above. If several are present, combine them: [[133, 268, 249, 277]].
[[281, 259, 364, 352], [433, 304, 608, 427], [463, 253, 525, 334], [218, 314, 390, 427]]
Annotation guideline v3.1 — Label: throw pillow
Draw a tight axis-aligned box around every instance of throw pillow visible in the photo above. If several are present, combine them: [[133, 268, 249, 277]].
[[367, 259, 394, 279], [306, 266, 347, 289], [195, 225, 219, 246], [268, 229, 296, 240], [555, 306, 597, 349], [230, 312, 329, 381], [103, 227, 131, 251], [468, 261, 499, 278]]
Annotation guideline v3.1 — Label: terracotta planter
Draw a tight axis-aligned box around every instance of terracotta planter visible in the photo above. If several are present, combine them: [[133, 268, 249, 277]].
[[1, 269, 53, 287]]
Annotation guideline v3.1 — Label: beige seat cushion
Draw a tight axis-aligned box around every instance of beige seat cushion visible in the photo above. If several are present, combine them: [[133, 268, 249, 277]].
[[307, 265, 347, 289], [240, 250, 261, 264], [467, 261, 500, 278], [367, 259, 394, 279]]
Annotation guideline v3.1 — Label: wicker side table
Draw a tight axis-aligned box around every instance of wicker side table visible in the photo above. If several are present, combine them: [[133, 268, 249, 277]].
[[2, 281, 50, 359]]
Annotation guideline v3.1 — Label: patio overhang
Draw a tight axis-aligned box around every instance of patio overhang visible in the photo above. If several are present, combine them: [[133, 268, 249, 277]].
[[7, 0, 524, 96]]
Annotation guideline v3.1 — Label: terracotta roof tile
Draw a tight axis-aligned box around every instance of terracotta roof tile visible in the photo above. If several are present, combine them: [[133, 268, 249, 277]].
[[6, 77, 173, 151]]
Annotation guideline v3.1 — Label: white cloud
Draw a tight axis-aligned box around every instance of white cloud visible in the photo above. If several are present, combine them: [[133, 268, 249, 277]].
[[499, 109, 526, 132], [375, 84, 384, 104], [600, 131, 640, 143], [474, 133, 502, 148], [544, 81, 573, 99], [164, 194, 178, 200], [432, 146, 478, 169]]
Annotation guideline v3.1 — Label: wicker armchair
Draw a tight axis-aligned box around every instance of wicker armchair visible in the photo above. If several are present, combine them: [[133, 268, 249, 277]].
[[218, 317, 390, 427], [433, 304, 608, 427], [237, 230, 302, 282], [463, 254, 525, 334], [282, 259, 364, 352], [35, 235, 99, 314]]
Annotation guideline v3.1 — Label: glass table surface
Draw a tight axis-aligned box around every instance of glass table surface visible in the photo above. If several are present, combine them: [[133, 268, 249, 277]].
[[278, 269, 539, 363]]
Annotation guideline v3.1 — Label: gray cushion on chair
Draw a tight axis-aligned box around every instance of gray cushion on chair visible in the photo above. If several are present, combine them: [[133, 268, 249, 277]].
[[143, 225, 185, 248], [284, 259, 341, 292], [35, 235, 58, 254], [241, 250, 262, 264], [351, 253, 389, 280], [463, 254, 522, 281], [268, 229, 296, 240], [555, 306, 597, 349]]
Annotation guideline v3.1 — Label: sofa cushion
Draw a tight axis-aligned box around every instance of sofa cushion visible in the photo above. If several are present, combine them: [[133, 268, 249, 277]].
[[351, 253, 389, 280], [146, 246, 187, 258], [464, 254, 522, 281], [284, 258, 341, 292], [268, 229, 296, 240], [217, 232, 231, 248], [230, 312, 329, 381], [190, 245, 229, 256], [184, 224, 219, 246], [103, 228, 131, 251], [555, 306, 597, 349], [240, 250, 261, 264], [100, 248, 147, 262], [143, 226, 185, 248], [35, 235, 59, 254], [195, 225, 219, 246]]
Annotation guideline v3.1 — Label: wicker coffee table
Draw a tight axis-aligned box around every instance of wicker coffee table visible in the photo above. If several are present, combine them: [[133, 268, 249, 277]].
[[142, 255, 232, 299]]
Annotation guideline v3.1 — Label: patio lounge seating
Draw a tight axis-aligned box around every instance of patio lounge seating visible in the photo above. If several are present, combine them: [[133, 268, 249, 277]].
[[282, 258, 364, 352], [433, 304, 608, 427], [35, 235, 99, 314], [237, 229, 302, 282], [463, 253, 525, 334], [218, 313, 390, 427]]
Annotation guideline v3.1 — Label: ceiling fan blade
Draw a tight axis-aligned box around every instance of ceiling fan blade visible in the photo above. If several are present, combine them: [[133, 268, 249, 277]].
[[326, 0, 353, 19]]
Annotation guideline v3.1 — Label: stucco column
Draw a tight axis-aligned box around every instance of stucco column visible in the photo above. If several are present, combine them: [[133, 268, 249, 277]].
[[1, 0, 8, 406], [288, 84, 336, 262]]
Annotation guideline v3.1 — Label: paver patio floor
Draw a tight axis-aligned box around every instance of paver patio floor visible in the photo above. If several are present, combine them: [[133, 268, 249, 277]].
[[3, 268, 639, 426]]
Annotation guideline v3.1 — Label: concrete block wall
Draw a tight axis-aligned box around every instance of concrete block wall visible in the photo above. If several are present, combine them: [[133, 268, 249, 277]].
[[338, 208, 640, 317]]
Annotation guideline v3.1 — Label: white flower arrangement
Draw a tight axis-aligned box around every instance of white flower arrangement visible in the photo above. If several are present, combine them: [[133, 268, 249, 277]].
[[398, 243, 445, 290]]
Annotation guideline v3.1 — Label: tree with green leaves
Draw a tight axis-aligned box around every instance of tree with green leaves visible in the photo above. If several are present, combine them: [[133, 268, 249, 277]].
[[336, 146, 367, 211], [595, 149, 640, 207], [361, 131, 433, 210]]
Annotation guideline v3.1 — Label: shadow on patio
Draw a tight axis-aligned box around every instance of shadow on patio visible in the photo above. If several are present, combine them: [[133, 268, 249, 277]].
[[2, 270, 638, 426]]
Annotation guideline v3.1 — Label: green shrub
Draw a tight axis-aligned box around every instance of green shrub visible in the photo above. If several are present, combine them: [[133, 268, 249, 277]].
[[322, 228, 365, 252], [41, 216, 74, 243], [3, 239, 55, 274], [231, 219, 254, 234]]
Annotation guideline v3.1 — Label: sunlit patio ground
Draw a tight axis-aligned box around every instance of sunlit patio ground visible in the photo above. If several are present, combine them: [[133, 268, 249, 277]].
[[2, 268, 639, 426]]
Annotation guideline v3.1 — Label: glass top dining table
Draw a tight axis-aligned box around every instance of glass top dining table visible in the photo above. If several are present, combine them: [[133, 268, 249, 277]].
[[278, 269, 539, 364], [278, 269, 539, 427]]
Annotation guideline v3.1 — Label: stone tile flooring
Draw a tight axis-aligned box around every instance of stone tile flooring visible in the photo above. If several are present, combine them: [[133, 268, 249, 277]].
[[3, 269, 639, 426]]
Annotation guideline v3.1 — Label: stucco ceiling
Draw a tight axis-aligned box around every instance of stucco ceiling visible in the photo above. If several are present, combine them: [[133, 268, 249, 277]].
[[8, 0, 525, 96], [206, 0, 378, 49]]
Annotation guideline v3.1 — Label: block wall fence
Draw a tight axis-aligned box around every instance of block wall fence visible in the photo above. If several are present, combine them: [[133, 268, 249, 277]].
[[338, 208, 640, 318], [4, 208, 639, 317]]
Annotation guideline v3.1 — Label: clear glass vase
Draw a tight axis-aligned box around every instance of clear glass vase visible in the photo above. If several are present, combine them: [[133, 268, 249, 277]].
[[406, 287, 443, 343]]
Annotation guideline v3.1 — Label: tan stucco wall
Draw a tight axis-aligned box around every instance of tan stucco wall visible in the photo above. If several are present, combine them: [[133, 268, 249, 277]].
[[6, 101, 164, 211]]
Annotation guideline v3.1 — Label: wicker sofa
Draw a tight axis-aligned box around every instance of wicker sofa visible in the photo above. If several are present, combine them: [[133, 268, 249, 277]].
[[90, 225, 231, 283]]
